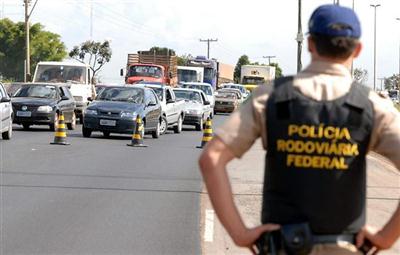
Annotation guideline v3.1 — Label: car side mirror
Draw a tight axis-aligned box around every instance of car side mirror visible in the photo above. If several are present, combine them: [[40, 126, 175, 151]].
[[147, 101, 157, 107], [61, 96, 69, 101], [0, 97, 11, 102], [204, 101, 210, 105], [87, 97, 93, 102], [167, 98, 175, 104]]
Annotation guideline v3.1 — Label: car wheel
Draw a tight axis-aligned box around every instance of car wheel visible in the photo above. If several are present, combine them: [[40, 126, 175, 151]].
[[103, 131, 110, 138], [160, 115, 167, 135], [67, 112, 76, 130], [2, 120, 12, 140], [173, 115, 183, 134], [49, 114, 58, 131], [82, 126, 92, 138], [22, 123, 30, 130], [152, 120, 160, 138], [195, 117, 203, 131]]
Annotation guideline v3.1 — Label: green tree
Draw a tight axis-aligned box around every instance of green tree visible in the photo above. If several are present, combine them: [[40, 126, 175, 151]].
[[177, 53, 193, 66], [384, 74, 400, 90], [147, 46, 176, 55], [353, 68, 368, 84], [234, 55, 250, 83], [0, 18, 66, 81], [269, 63, 283, 78], [69, 40, 112, 84]]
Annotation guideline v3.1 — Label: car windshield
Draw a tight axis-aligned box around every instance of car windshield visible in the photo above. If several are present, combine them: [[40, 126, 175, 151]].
[[14, 85, 57, 99], [34, 65, 86, 83], [243, 77, 265, 85], [98, 87, 144, 103], [224, 85, 245, 93], [148, 87, 163, 101], [129, 65, 162, 78], [216, 92, 237, 99], [178, 69, 198, 83], [182, 84, 212, 96], [174, 90, 202, 103]]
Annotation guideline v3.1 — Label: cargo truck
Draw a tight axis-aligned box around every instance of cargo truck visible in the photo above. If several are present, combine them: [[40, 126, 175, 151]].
[[240, 65, 275, 91], [122, 50, 178, 86]]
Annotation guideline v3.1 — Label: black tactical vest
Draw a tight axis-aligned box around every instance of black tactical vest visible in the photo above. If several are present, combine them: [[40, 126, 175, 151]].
[[263, 77, 373, 234]]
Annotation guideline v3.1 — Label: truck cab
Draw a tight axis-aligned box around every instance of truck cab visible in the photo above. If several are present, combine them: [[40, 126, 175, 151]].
[[125, 64, 166, 84], [33, 61, 96, 122]]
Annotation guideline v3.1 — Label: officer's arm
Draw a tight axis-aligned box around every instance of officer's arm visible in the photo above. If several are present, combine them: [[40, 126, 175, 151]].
[[199, 137, 279, 249]]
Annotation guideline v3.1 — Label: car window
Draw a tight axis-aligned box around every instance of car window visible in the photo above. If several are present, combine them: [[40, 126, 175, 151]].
[[166, 89, 172, 101], [14, 85, 58, 99], [149, 90, 158, 104], [0, 84, 5, 98], [60, 87, 72, 98]]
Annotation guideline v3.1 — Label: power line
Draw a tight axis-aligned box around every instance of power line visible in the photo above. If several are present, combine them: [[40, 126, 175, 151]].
[[263, 55, 276, 65], [199, 38, 218, 59]]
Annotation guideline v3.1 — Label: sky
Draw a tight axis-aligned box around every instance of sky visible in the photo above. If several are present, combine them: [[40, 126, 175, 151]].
[[1, 0, 400, 88]]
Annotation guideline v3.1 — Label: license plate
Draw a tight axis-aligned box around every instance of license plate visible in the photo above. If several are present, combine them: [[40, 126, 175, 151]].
[[17, 111, 31, 117], [100, 119, 116, 126]]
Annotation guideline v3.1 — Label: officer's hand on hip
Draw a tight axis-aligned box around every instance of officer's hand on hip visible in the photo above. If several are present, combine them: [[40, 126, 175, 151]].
[[232, 224, 280, 255], [356, 225, 393, 253]]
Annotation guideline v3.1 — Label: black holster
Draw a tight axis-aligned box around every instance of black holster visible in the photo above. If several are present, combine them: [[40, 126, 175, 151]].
[[255, 223, 313, 255]]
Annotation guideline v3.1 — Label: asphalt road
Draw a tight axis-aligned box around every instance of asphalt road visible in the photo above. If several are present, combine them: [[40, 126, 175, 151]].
[[0, 115, 229, 255]]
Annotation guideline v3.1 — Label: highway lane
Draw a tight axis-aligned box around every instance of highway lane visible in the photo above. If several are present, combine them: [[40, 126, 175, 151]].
[[0, 115, 229, 255]]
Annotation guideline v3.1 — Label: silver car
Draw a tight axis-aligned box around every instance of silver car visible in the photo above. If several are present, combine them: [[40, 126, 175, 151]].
[[173, 88, 212, 131], [0, 82, 12, 139]]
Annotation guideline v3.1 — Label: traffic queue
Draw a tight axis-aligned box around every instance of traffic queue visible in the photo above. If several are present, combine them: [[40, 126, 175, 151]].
[[0, 80, 250, 141]]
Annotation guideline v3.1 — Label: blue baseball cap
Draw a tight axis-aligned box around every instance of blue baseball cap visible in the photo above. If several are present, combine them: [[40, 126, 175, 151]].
[[308, 4, 361, 38]]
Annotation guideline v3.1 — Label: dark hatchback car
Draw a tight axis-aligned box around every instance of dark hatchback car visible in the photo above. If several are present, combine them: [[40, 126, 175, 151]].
[[82, 85, 162, 138], [12, 83, 76, 130]]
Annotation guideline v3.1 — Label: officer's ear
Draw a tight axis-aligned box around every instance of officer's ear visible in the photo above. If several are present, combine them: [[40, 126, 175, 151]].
[[307, 36, 315, 53], [352, 42, 362, 58]]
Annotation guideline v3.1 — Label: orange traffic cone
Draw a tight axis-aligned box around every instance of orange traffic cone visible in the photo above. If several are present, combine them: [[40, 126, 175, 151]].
[[50, 112, 70, 145], [196, 117, 213, 148], [127, 116, 147, 147]]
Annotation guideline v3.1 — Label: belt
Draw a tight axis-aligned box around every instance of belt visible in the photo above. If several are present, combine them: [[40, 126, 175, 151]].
[[313, 234, 355, 244]]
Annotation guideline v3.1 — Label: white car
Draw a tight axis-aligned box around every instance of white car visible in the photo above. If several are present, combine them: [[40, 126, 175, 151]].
[[179, 82, 215, 118], [173, 88, 212, 131], [220, 83, 250, 99], [0, 82, 12, 140]]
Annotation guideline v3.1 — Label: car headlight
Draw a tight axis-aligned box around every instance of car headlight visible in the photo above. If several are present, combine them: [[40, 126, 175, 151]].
[[120, 111, 137, 119], [37, 106, 53, 113], [85, 109, 98, 115]]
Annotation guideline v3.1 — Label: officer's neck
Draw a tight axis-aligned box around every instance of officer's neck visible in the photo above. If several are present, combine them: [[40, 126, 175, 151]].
[[311, 55, 353, 70]]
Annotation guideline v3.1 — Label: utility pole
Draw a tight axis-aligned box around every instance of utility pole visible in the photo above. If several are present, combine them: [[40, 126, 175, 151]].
[[23, 0, 38, 82], [263, 56, 276, 65], [296, 0, 303, 73], [370, 4, 381, 91], [199, 38, 218, 59], [90, 0, 93, 39], [397, 18, 400, 76], [378, 78, 385, 91]]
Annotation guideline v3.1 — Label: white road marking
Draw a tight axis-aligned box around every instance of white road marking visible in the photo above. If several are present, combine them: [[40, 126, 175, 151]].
[[204, 209, 215, 242]]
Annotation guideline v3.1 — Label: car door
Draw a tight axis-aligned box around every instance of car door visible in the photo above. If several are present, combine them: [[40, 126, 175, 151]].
[[200, 92, 211, 119], [144, 89, 157, 129], [165, 87, 177, 124], [0, 84, 11, 132], [57, 87, 74, 121]]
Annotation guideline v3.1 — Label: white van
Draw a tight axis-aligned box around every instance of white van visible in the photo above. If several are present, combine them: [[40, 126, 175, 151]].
[[33, 61, 96, 123]]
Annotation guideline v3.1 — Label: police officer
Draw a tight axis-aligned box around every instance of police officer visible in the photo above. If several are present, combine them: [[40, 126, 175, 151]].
[[199, 4, 400, 255]]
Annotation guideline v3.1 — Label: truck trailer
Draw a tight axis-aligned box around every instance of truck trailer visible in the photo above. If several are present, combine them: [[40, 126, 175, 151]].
[[240, 65, 275, 91]]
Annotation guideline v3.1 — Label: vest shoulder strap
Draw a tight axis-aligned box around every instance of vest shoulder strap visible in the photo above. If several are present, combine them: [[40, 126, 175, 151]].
[[345, 82, 371, 110], [272, 76, 295, 103]]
